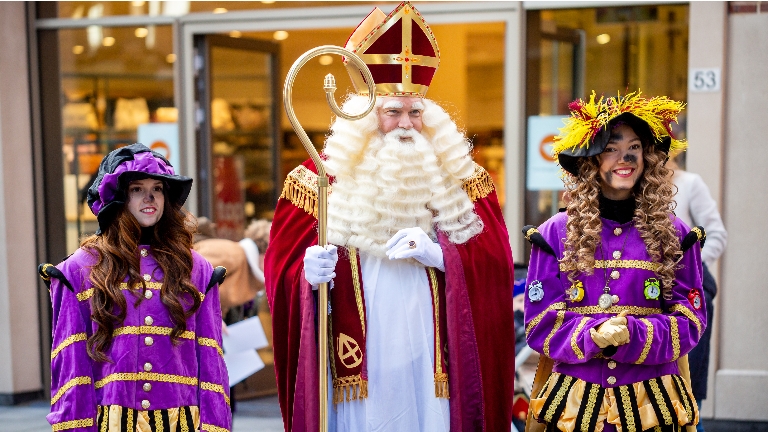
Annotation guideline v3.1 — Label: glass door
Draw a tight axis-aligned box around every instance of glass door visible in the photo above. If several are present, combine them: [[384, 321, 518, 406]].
[[194, 34, 280, 240]]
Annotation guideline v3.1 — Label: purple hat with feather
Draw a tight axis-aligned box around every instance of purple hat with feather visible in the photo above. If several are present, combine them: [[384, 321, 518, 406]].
[[87, 143, 193, 234]]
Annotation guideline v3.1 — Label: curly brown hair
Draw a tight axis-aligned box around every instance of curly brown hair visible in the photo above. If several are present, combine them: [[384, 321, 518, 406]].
[[560, 143, 682, 299], [80, 197, 202, 362]]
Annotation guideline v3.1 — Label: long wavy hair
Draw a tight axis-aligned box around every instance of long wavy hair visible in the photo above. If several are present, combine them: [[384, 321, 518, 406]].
[[80, 191, 201, 362], [560, 140, 682, 299]]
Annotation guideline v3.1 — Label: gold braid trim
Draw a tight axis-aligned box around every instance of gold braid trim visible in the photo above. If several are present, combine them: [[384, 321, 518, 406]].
[[332, 373, 368, 403], [52, 418, 94, 431], [77, 282, 164, 302], [428, 267, 448, 399], [635, 318, 655, 364], [201, 424, 230, 432], [112, 326, 195, 340], [201, 381, 230, 406], [51, 376, 92, 405], [197, 337, 224, 357], [524, 227, 538, 241], [40, 263, 54, 281], [51, 333, 87, 360], [526, 302, 567, 336], [279, 165, 329, 218], [571, 317, 591, 360], [461, 164, 495, 202], [648, 378, 674, 425], [670, 316, 680, 361], [670, 304, 702, 335], [691, 226, 704, 241], [580, 383, 601, 431], [568, 305, 661, 316], [154, 410, 163, 431], [559, 259, 662, 272], [95, 372, 197, 389], [543, 311, 566, 357], [434, 372, 449, 399], [77, 288, 94, 301], [544, 375, 574, 423], [348, 247, 366, 337], [618, 385, 638, 431]]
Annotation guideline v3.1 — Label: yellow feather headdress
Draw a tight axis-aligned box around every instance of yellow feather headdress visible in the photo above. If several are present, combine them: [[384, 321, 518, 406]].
[[553, 90, 687, 174]]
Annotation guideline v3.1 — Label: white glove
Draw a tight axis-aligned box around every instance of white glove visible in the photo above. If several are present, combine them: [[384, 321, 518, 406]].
[[385, 227, 445, 271], [304, 245, 338, 288]]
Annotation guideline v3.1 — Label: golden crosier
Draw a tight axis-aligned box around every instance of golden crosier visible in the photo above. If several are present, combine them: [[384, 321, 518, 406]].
[[283, 45, 376, 432]]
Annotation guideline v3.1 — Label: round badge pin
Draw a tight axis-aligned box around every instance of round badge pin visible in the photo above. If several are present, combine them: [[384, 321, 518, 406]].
[[528, 280, 544, 302]]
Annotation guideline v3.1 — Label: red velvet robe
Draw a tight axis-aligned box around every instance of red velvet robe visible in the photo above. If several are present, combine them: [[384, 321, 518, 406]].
[[265, 159, 515, 431]]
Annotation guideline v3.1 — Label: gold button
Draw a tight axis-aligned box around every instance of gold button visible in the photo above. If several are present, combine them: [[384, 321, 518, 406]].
[[608, 360, 617, 369], [140, 249, 148, 257], [611, 270, 620, 280], [144, 362, 152, 372], [144, 316, 153, 326], [141, 400, 150, 410], [607, 376, 616, 385], [144, 290, 153, 300], [144, 336, 154, 346], [613, 227, 622, 236], [143, 274, 151, 282], [612, 250, 622, 260], [143, 383, 152, 392]]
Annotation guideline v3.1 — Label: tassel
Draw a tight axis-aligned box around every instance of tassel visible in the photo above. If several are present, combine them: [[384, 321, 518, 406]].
[[332, 375, 369, 405], [461, 165, 494, 203], [434, 372, 449, 399]]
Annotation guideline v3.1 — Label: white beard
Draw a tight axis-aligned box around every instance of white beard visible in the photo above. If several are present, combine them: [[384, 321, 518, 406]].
[[326, 128, 481, 257]]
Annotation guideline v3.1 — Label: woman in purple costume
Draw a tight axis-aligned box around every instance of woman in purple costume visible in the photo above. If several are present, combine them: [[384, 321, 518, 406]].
[[40, 144, 231, 432], [524, 92, 706, 432]]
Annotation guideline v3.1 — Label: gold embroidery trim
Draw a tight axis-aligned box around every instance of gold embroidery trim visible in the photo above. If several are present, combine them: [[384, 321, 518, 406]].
[[543, 311, 566, 357], [77, 288, 94, 301], [201, 424, 230, 432], [670, 316, 680, 361], [51, 376, 92, 405], [347, 247, 366, 337], [648, 378, 674, 425], [559, 259, 662, 272], [279, 165, 331, 219], [672, 374, 695, 424], [94, 372, 198, 389], [427, 267, 449, 399], [154, 410, 164, 432], [618, 385, 637, 430], [635, 318, 655, 364], [568, 305, 661, 316], [180, 407, 188, 432], [197, 337, 224, 357], [580, 383, 601, 431], [201, 381, 231, 406], [461, 163, 495, 202], [126, 408, 134, 431], [691, 226, 704, 241], [525, 227, 538, 241], [112, 326, 195, 340], [526, 302, 567, 336], [52, 418, 94, 431], [77, 282, 164, 301], [544, 375, 573, 423], [670, 304, 702, 335], [51, 333, 87, 360], [571, 317, 590, 360], [40, 263, 53, 281]]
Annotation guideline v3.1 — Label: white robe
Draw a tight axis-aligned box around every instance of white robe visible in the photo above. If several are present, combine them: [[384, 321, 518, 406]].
[[328, 253, 451, 432]]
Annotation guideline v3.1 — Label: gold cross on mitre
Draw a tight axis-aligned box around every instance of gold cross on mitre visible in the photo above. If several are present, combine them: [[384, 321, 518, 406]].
[[344, 1, 440, 97]]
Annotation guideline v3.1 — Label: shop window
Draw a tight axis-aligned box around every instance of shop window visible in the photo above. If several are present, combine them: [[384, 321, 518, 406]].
[[524, 5, 689, 261], [57, 25, 175, 252]]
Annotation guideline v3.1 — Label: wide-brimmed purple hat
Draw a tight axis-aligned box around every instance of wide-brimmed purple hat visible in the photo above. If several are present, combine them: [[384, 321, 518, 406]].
[[87, 143, 193, 234]]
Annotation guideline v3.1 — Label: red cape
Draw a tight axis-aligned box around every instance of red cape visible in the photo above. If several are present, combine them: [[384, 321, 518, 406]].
[[265, 159, 515, 431]]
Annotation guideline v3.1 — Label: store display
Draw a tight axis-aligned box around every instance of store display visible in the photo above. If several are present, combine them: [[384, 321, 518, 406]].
[[62, 101, 99, 130], [113, 97, 150, 130], [212, 97, 235, 131]]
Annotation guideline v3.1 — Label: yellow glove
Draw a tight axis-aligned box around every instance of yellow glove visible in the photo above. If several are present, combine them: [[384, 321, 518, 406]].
[[590, 310, 630, 348]]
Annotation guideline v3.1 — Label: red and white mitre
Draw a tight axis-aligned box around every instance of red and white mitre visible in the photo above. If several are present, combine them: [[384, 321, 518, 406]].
[[343, 1, 440, 97]]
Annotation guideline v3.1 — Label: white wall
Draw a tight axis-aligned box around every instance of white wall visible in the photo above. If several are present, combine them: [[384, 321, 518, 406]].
[[0, 1, 43, 398]]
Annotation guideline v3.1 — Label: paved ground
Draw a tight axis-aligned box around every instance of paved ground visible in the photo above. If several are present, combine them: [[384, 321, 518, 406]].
[[0, 396, 284, 432]]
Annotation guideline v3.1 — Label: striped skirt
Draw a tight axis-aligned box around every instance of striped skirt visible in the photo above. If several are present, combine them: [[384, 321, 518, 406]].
[[95, 405, 199, 432], [529, 372, 698, 432]]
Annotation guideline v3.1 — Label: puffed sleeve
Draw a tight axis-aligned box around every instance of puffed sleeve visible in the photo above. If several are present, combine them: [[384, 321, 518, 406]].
[[46, 256, 98, 432], [524, 217, 608, 364], [608, 223, 707, 365], [194, 256, 232, 432]]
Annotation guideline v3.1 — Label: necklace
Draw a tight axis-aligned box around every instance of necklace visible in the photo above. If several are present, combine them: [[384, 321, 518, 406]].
[[598, 226, 631, 309]]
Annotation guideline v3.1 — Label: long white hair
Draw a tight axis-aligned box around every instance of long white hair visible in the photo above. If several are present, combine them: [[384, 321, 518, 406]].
[[323, 95, 483, 257]]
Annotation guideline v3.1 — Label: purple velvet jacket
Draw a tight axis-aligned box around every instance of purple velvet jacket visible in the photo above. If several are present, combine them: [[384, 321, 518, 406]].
[[47, 246, 231, 432], [525, 212, 706, 388]]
